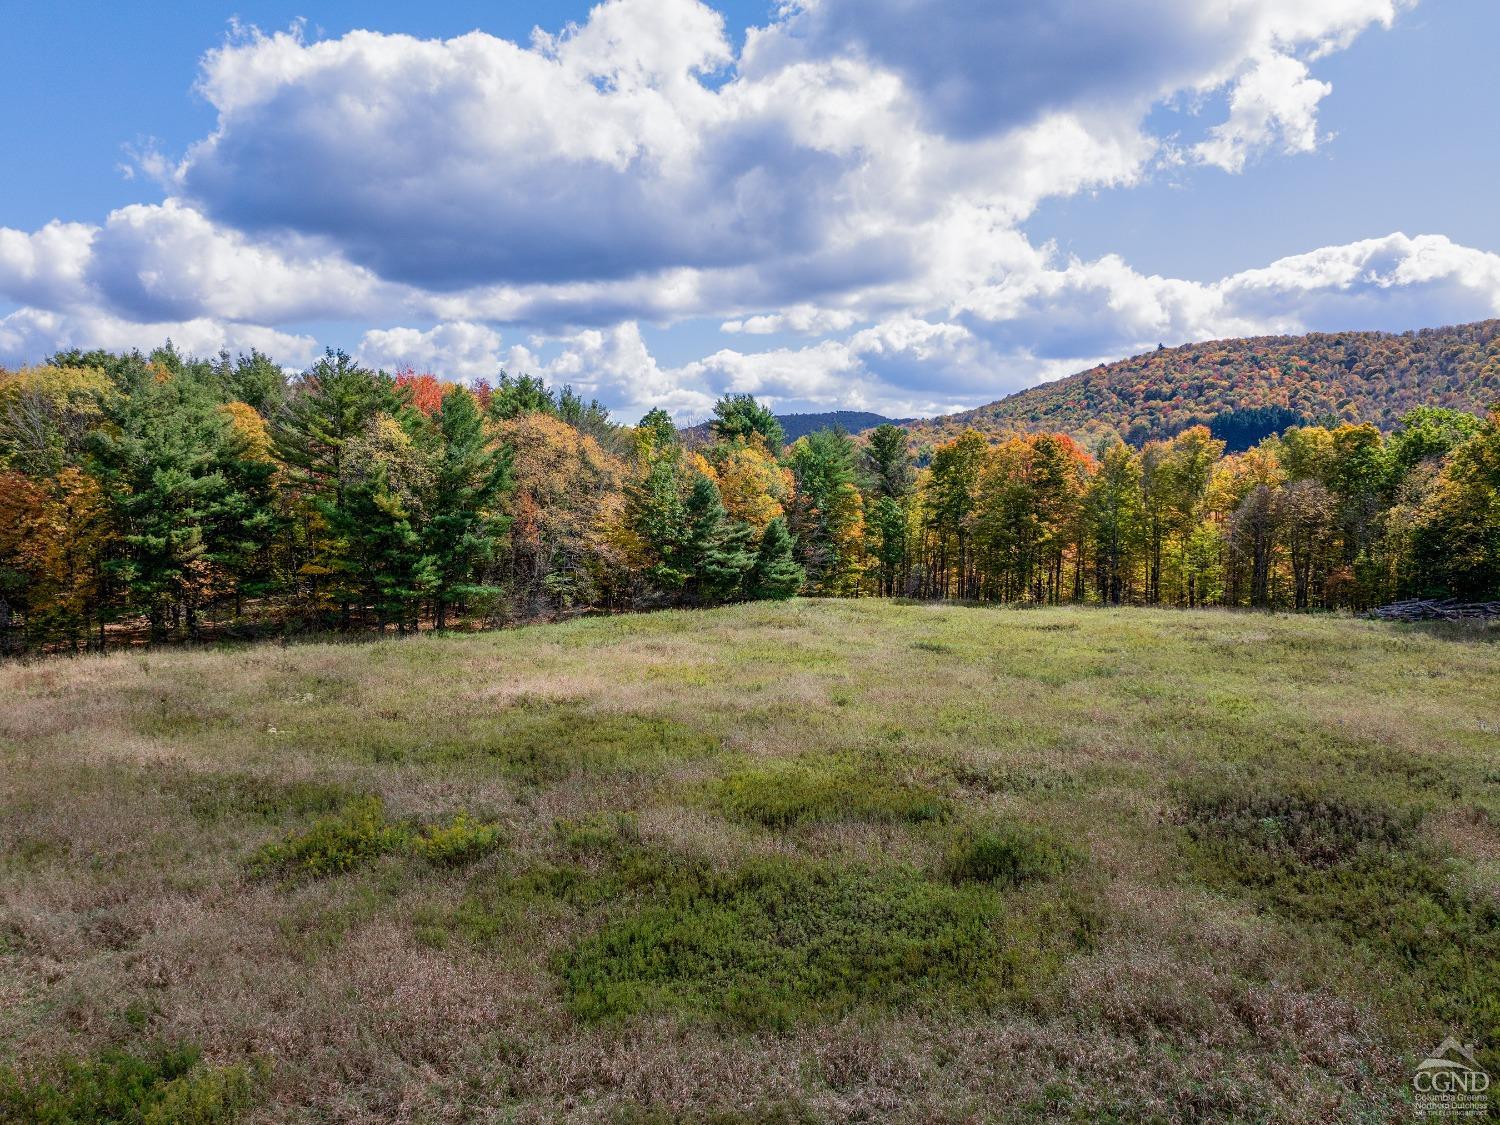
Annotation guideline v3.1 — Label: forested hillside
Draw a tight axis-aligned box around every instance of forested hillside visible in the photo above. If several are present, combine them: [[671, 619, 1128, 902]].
[[900, 320, 1500, 451]]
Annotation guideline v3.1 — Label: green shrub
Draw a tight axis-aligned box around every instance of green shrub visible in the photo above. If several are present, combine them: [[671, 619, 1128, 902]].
[[411, 813, 506, 867], [476, 707, 719, 785], [247, 799, 503, 879], [1178, 781, 1420, 868], [554, 853, 1090, 1029], [711, 756, 947, 829], [556, 812, 641, 855], [950, 758, 1076, 795], [246, 797, 407, 880], [182, 774, 350, 823], [943, 822, 1075, 886], [0, 1043, 256, 1124], [1178, 779, 1500, 1076]]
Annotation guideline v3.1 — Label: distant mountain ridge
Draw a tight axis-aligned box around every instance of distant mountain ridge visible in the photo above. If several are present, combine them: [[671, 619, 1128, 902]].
[[889, 321, 1500, 451], [684, 410, 901, 446]]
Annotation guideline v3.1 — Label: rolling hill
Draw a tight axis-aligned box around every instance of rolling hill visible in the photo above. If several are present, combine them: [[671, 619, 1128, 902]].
[[3, 599, 1493, 1119], [896, 320, 1500, 451]]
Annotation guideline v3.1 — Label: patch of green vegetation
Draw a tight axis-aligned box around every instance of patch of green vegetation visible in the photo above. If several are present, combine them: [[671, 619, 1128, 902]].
[[709, 755, 947, 829], [942, 821, 1076, 886], [612, 1102, 821, 1125], [448, 705, 719, 785], [0, 1042, 258, 1124], [276, 884, 394, 959], [409, 813, 506, 867], [446, 816, 660, 945], [912, 639, 954, 654], [247, 798, 505, 881], [1178, 779, 1500, 1075], [949, 757, 1076, 795], [2, 835, 68, 867], [528, 816, 1094, 1029], [178, 773, 351, 823], [246, 797, 406, 880], [557, 854, 1086, 1029]]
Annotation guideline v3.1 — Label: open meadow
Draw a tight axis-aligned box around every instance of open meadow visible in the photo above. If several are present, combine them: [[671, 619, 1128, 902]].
[[1, 600, 1497, 1122]]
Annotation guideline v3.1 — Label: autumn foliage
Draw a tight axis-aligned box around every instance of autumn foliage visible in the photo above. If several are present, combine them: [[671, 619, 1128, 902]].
[[1, 335, 1498, 653], [904, 320, 1500, 451]]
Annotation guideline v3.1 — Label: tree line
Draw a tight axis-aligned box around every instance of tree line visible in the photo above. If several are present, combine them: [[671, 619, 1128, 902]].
[[1, 343, 1497, 652]]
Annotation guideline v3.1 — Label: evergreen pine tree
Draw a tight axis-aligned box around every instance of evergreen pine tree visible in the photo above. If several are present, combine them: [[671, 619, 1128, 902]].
[[683, 474, 754, 603], [750, 517, 804, 600], [425, 386, 512, 630], [710, 393, 785, 448], [90, 368, 266, 639]]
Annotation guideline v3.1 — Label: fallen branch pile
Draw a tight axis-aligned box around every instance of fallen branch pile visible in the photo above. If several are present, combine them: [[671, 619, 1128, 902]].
[[1367, 598, 1500, 623]]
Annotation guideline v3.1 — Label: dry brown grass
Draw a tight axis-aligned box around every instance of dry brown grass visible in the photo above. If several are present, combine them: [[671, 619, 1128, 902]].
[[2, 600, 1496, 1121]]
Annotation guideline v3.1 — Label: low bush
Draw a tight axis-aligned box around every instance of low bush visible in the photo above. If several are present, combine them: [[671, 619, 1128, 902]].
[[246, 797, 406, 880], [1177, 781, 1420, 868], [1177, 779, 1500, 1076], [410, 813, 506, 867], [248, 799, 504, 880], [0, 1043, 257, 1124], [555, 856, 1060, 1029], [710, 755, 947, 829], [534, 824, 1096, 1030], [950, 758, 1076, 795], [943, 821, 1076, 886], [181, 774, 350, 823], [476, 706, 719, 785]]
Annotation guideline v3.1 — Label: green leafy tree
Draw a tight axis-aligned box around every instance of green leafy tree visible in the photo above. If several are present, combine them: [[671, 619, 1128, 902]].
[[1387, 406, 1482, 479], [329, 416, 437, 631], [635, 408, 678, 454], [487, 373, 556, 420], [274, 351, 403, 624], [228, 350, 288, 417], [1408, 410, 1500, 598], [866, 495, 910, 597], [1085, 441, 1145, 604], [627, 439, 693, 596], [923, 431, 987, 599], [90, 369, 268, 639]]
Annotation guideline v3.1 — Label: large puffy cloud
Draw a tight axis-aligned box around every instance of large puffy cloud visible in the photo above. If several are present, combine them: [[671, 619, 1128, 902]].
[[175, 7, 832, 288], [1193, 53, 1331, 172], [0, 222, 96, 310], [156, 0, 1405, 305], [0, 304, 317, 368], [6, 0, 1491, 425], [746, 0, 1403, 141], [86, 200, 402, 324], [357, 321, 505, 380], [497, 233, 1500, 421]]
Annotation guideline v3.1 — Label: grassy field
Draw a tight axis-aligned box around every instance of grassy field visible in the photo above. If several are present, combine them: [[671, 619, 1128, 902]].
[[1, 600, 1497, 1122]]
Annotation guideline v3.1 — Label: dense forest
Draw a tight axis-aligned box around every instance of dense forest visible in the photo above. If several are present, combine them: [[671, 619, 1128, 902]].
[[902, 320, 1500, 451], [1, 339, 1498, 653]]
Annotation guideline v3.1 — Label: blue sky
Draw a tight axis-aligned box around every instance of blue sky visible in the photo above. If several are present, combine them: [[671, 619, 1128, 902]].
[[2, 0, 1498, 421]]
